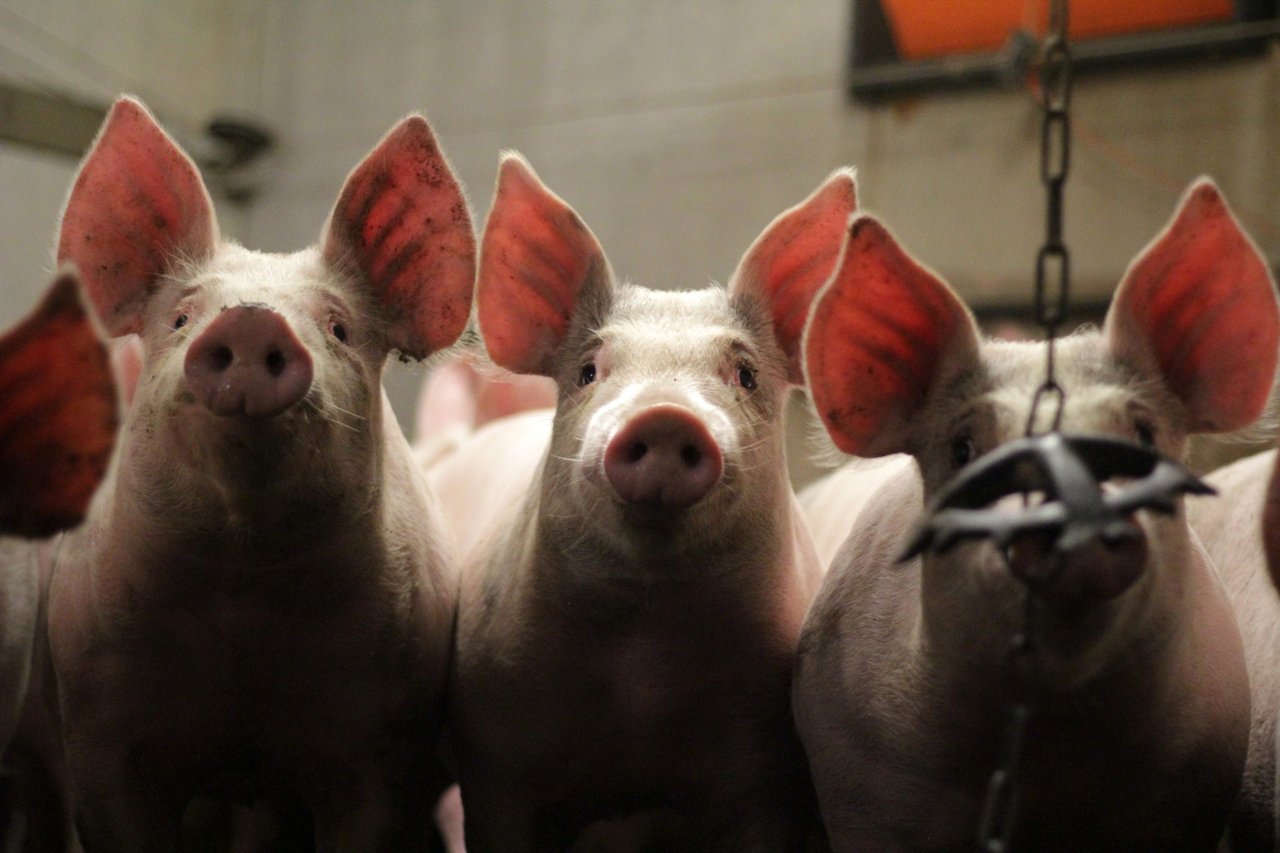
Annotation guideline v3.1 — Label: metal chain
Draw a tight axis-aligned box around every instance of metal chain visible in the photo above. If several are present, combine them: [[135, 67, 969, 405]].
[[1026, 0, 1073, 438], [978, 3, 1072, 850]]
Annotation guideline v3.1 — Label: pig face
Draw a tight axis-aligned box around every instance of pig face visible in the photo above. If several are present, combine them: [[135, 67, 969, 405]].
[[547, 284, 791, 552], [805, 182, 1279, 682], [476, 154, 856, 559], [57, 98, 474, 510], [130, 247, 383, 494]]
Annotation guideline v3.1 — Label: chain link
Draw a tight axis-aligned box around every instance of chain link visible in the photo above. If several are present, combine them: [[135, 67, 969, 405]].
[[979, 2, 1072, 849], [1026, 0, 1073, 438]]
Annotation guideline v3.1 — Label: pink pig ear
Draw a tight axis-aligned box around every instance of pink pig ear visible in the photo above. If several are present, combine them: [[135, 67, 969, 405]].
[[805, 214, 980, 457], [1105, 179, 1280, 433], [477, 153, 612, 376], [728, 168, 857, 384], [57, 97, 219, 337], [323, 115, 476, 360]]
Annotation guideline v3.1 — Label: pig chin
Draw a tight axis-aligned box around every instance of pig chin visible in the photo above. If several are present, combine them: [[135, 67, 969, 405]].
[[169, 384, 363, 489], [942, 535, 1155, 689]]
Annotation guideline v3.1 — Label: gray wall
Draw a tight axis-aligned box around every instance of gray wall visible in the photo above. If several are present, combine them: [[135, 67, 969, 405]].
[[0, 0, 263, 327], [3, 1, 1278, 476]]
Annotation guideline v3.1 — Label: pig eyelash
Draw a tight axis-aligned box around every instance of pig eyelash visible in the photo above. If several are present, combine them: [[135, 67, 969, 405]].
[[327, 319, 349, 344]]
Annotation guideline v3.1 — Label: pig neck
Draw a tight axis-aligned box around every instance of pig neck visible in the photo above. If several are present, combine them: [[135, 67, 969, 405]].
[[102, 408, 397, 592], [915, 516, 1193, 731]]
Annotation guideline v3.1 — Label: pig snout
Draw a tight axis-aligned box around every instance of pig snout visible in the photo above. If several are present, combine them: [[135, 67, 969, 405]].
[[1007, 527, 1148, 606], [603, 404, 723, 510], [183, 306, 313, 418]]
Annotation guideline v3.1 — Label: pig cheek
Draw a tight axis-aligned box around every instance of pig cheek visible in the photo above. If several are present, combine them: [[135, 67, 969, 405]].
[[574, 389, 629, 496]]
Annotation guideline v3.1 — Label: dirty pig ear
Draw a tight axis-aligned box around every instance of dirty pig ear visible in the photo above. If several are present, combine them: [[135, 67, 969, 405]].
[[728, 168, 857, 385], [804, 214, 980, 458], [1105, 178, 1280, 434], [57, 97, 219, 337], [323, 115, 475, 360], [476, 153, 613, 376]]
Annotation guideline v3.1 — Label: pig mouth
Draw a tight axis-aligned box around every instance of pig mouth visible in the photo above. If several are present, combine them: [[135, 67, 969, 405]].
[[1004, 526, 1148, 607]]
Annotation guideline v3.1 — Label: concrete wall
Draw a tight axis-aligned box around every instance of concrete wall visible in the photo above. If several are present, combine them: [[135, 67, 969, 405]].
[[2, 0, 1278, 476], [0, 0, 266, 328]]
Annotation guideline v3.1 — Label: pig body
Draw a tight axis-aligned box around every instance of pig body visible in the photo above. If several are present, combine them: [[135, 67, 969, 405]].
[[46, 98, 474, 851], [794, 182, 1274, 851], [1187, 448, 1280, 850], [0, 266, 115, 797], [799, 455, 911, 568], [439, 155, 856, 851]]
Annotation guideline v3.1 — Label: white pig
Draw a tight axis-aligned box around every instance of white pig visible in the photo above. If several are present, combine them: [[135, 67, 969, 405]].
[[46, 97, 474, 851], [1187, 447, 1280, 850], [430, 153, 856, 851], [794, 180, 1275, 851], [0, 266, 116, 769]]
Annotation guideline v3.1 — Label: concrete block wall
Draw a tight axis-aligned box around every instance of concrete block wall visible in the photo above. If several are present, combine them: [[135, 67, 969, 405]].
[[0, 0, 266, 328]]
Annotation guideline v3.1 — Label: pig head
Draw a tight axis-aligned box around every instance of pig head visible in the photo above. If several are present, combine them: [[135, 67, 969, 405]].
[[795, 180, 1274, 850]]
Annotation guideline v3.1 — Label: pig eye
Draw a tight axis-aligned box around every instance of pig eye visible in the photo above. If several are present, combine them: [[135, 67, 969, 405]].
[[1134, 419, 1156, 448], [950, 435, 976, 469], [173, 313, 189, 330], [578, 362, 597, 387], [328, 320, 348, 344], [736, 364, 758, 392]]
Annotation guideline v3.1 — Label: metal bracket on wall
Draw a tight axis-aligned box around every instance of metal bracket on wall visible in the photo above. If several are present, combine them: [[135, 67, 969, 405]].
[[0, 82, 105, 159]]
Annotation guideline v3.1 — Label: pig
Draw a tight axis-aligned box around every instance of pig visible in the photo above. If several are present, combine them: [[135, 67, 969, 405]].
[[412, 347, 556, 470], [0, 266, 117, 817], [793, 179, 1276, 851], [1186, 447, 1280, 850], [428, 153, 856, 851], [45, 97, 474, 851]]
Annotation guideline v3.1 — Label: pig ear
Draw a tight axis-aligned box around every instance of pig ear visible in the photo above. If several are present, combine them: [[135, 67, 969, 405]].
[[57, 97, 219, 337], [1105, 179, 1280, 433], [323, 115, 475, 360], [728, 168, 857, 384], [0, 267, 119, 537], [805, 214, 980, 457], [477, 153, 612, 376]]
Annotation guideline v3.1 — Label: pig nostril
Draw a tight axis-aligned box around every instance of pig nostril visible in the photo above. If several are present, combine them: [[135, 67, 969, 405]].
[[627, 442, 648, 463], [265, 350, 286, 377], [211, 346, 233, 372], [681, 445, 701, 468]]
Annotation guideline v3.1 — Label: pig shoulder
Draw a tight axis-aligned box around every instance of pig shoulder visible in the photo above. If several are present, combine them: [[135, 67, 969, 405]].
[[1190, 448, 1280, 846], [793, 465, 942, 849]]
